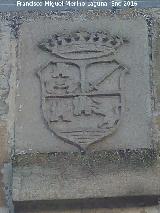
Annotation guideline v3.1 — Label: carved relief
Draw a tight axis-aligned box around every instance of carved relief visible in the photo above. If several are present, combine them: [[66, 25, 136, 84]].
[[37, 31, 128, 151]]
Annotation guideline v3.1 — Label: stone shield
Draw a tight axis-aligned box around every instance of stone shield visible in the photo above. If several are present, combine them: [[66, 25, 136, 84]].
[[37, 31, 127, 151]]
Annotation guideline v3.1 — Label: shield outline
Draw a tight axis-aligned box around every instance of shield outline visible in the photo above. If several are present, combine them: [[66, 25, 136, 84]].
[[37, 55, 128, 151]]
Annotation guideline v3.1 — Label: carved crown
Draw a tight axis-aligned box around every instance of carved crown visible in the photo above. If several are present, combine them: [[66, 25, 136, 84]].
[[39, 31, 124, 59]]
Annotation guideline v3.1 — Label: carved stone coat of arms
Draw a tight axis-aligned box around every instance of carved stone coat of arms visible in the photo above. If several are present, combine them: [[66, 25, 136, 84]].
[[37, 31, 128, 151]]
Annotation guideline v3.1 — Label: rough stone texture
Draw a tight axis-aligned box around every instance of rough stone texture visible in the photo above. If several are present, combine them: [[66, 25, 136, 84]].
[[0, 21, 11, 118], [11, 10, 160, 202], [13, 149, 158, 201], [0, 122, 10, 209], [0, 20, 11, 212], [15, 206, 160, 213], [13, 196, 160, 213], [0, 122, 8, 165], [15, 14, 152, 153], [152, 17, 160, 144], [12, 160, 160, 200], [0, 173, 5, 207], [0, 20, 11, 163], [0, 8, 160, 213]]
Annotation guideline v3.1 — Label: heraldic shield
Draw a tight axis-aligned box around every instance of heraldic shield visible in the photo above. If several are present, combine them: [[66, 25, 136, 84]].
[[37, 31, 128, 151]]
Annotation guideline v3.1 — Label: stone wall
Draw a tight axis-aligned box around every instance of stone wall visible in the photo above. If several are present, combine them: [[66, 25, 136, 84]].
[[0, 8, 160, 213]]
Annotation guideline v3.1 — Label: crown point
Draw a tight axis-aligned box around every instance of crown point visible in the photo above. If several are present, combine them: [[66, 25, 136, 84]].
[[39, 30, 125, 59]]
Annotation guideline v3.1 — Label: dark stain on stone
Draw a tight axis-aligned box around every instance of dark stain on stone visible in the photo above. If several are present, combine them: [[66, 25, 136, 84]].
[[12, 149, 158, 172]]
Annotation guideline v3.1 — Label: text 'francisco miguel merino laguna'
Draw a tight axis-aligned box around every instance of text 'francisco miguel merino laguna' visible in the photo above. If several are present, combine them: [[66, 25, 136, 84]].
[[16, 1, 109, 7]]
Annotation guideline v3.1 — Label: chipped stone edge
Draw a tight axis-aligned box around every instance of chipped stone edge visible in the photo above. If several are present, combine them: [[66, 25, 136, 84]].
[[0, 19, 17, 213], [152, 10, 160, 162], [0, 22, 11, 118]]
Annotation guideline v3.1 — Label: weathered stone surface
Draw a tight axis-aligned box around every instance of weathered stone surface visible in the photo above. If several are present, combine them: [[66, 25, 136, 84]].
[[12, 156, 160, 200], [15, 14, 152, 153], [0, 163, 11, 211], [0, 22, 11, 117], [14, 201, 160, 213], [11, 10, 160, 202], [0, 122, 8, 208], [0, 122, 8, 164], [15, 206, 160, 213], [0, 21, 11, 211], [0, 171, 5, 207]]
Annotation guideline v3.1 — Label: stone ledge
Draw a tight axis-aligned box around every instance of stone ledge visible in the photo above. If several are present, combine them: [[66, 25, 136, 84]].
[[12, 150, 160, 201], [14, 199, 160, 213]]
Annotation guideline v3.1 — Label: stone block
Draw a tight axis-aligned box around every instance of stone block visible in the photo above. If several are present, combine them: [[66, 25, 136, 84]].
[[12, 10, 160, 202], [15, 14, 152, 153]]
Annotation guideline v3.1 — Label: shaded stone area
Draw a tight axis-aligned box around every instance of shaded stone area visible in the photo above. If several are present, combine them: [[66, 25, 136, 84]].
[[14, 197, 160, 213], [13, 149, 157, 169], [12, 149, 160, 201]]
